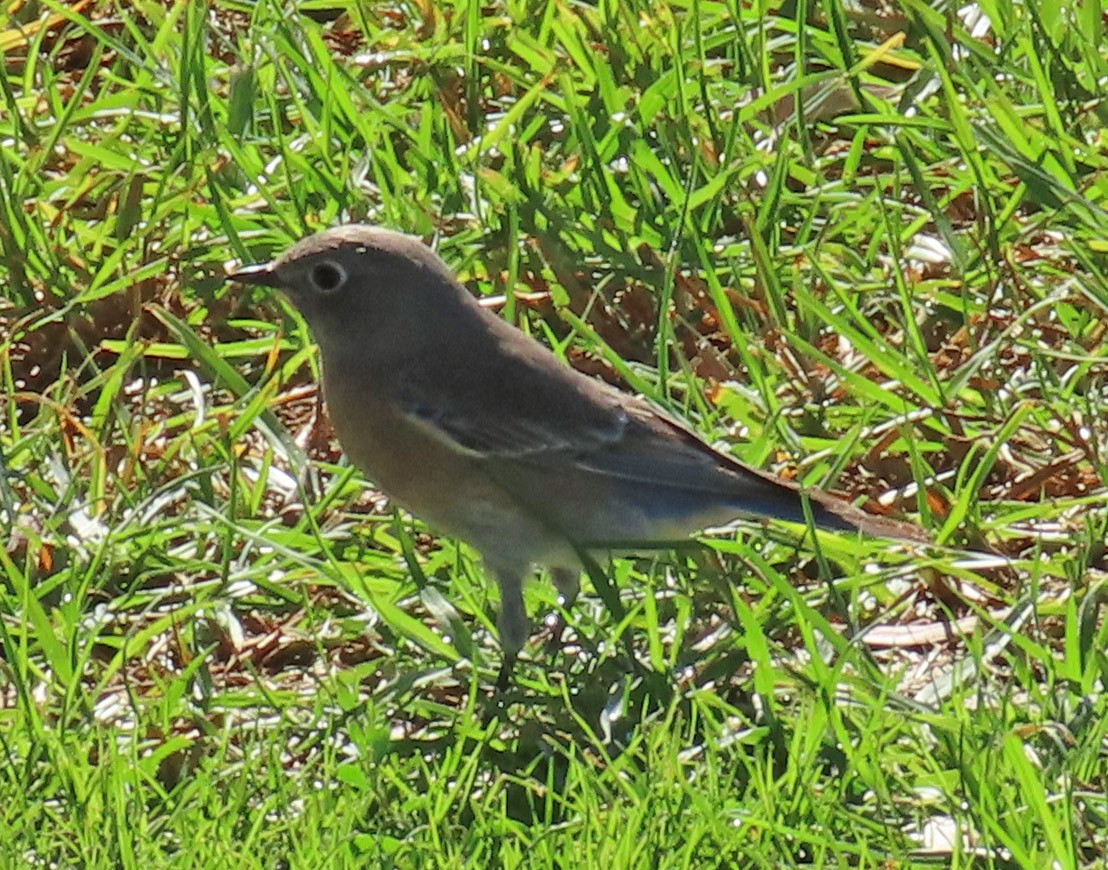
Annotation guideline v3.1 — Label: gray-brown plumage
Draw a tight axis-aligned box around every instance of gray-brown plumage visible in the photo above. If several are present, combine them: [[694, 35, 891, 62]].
[[231, 225, 926, 665]]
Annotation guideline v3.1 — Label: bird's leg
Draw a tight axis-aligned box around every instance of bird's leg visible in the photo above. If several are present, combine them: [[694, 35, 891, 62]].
[[552, 567, 580, 607], [491, 562, 529, 689], [496, 651, 517, 692]]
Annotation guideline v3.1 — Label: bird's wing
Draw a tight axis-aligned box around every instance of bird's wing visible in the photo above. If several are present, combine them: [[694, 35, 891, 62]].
[[394, 365, 629, 458], [395, 358, 798, 499], [393, 362, 928, 543]]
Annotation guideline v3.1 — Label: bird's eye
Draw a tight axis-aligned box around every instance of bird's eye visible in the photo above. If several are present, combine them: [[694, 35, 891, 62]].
[[310, 261, 346, 293]]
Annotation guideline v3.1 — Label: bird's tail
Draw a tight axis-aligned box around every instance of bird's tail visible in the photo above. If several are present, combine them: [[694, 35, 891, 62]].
[[797, 488, 929, 543]]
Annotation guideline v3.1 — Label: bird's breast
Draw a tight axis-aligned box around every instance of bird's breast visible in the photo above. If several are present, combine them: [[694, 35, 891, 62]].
[[319, 364, 573, 569]]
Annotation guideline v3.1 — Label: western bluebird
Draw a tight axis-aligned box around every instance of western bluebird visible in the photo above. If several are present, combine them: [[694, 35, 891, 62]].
[[231, 225, 924, 672]]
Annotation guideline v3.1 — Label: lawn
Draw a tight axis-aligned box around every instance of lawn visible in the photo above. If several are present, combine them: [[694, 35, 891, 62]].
[[1, 0, 1107, 866]]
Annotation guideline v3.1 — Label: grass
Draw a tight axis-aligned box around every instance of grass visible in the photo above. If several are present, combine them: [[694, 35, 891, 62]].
[[2, 0, 1108, 865]]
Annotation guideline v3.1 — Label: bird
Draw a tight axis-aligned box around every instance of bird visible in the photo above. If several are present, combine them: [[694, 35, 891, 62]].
[[229, 225, 926, 674]]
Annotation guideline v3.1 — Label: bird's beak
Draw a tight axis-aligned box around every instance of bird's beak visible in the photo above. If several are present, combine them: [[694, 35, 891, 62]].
[[227, 262, 279, 287]]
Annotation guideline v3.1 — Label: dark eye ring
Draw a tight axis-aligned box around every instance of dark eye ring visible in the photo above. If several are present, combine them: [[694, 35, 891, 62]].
[[310, 261, 346, 293]]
